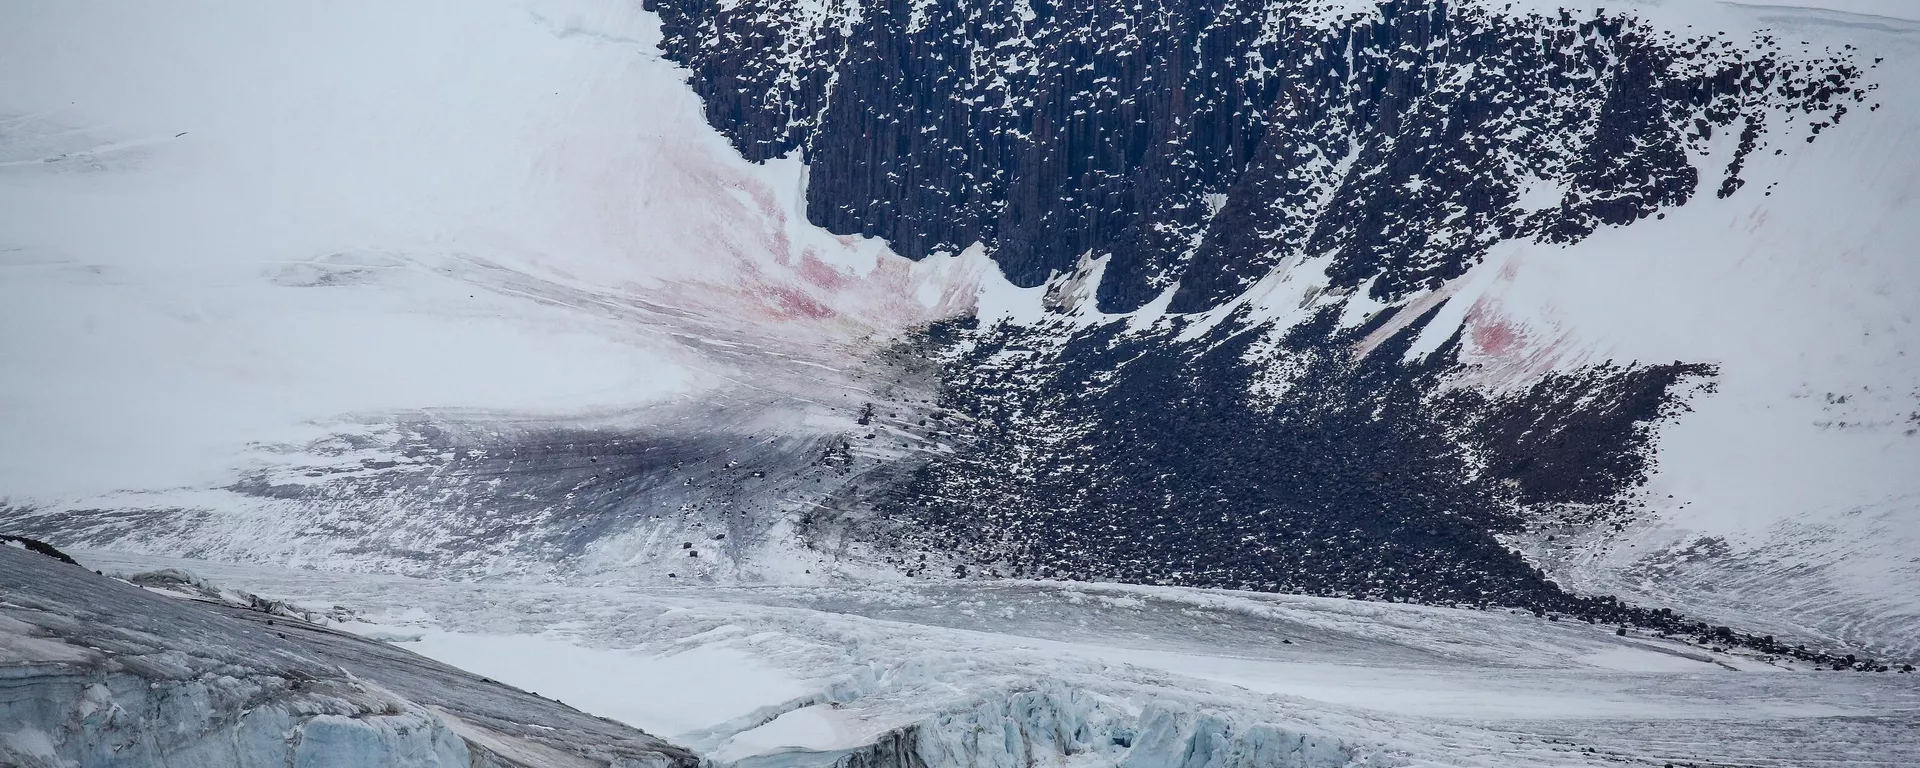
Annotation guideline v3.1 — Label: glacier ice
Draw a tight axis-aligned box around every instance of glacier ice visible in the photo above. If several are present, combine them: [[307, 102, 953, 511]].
[[0, 545, 699, 768], [731, 687, 1366, 768], [131, 550, 1909, 767]]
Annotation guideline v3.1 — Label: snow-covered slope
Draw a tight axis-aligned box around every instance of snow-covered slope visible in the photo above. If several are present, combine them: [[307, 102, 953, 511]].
[[1322, 0, 1920, 659], [637, 0, 1920, 657], [1353, 0, 1920, 663], [0, 0, 983, 578], [0, 0, 976, 501], [3, 0, 1916, 684]]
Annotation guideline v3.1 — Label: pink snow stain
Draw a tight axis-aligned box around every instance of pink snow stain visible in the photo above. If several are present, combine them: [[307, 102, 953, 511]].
[[758, 283, 837, 320], [797, 250, 850, 290], [1469, 307, 1523, 357]]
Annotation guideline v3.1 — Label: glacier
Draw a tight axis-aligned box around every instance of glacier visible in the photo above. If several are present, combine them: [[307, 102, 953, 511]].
[[48, 548, 1918, 768], [0, 544, 699, 768], [3, 0, 1913, 662], [2, 0, 1918, 764]]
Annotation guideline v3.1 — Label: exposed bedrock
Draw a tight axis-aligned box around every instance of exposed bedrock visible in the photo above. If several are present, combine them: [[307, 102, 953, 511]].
[[641, 0, 1899, 657], [647, 0, 1864, 311]]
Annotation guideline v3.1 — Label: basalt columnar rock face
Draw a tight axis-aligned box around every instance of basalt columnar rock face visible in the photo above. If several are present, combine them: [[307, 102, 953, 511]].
[[646, 0, 1866, 311], [647, 0, 1869, 616]]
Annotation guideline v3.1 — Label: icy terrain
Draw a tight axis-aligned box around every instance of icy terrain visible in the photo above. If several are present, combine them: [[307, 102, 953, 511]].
[[641, 0, 1920, 658], [0, 544, 699, 768], [65, 549, 1920, 768], [3, 0, 1919, 763], [4, 0, 1914, 657]]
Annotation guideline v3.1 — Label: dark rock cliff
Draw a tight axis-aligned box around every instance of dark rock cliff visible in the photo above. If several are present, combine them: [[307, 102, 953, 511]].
[[644, 0, 1869, 631], [647, 0, 1866, 311]]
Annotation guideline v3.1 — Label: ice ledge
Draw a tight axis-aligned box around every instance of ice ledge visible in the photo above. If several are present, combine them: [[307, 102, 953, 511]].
[[0, 545, 700, 768], [0, 669, 472, 768], [729, 684, 1368, 768]]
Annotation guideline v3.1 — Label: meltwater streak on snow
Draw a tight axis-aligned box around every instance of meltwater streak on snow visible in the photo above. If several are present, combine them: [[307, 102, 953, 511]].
[[77, 550, 1920, 768], [0, 0, 974, 502]]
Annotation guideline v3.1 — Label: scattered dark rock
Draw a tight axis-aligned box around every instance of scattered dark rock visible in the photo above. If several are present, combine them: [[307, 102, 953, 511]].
[[0, 534, 79, 565]]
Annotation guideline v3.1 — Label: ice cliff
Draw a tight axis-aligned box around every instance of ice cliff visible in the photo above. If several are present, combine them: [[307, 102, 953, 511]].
[[732, 684, 1366, 768], [0, 543, 699, 768]]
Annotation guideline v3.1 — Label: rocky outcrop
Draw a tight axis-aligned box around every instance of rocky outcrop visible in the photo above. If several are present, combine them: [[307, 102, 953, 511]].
[[647, 0, 1866, 311], [817, 308, 1705, 614], [643, 0, 1883, 633]]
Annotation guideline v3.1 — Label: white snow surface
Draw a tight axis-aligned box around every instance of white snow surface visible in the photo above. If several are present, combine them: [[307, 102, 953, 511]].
[[0, 0, 981, 501], [76, 550, 1920, 768], [361, 629, 814, 742], [1719, 1, 1919, 21]]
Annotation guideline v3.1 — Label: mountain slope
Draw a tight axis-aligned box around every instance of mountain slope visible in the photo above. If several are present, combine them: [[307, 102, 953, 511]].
[[1, 0, 1915, 664], [643, 0, 1920, 656]]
